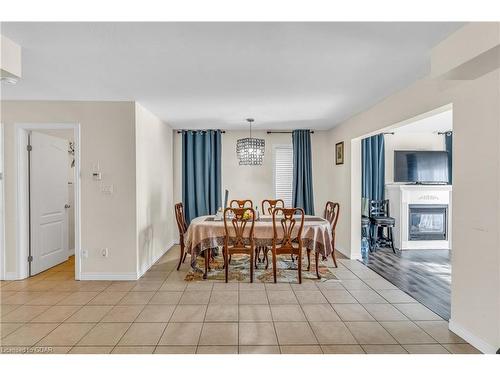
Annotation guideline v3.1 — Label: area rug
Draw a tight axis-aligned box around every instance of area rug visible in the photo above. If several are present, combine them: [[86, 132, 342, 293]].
[[184, 251, 338, 283]]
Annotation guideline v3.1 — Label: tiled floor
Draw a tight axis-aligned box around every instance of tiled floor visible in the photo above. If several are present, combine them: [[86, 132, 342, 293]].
[[0, 247, 480, 354]]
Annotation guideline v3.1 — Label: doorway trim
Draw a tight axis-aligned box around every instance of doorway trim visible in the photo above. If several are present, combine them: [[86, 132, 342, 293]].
[[13, 123, 81, 280]]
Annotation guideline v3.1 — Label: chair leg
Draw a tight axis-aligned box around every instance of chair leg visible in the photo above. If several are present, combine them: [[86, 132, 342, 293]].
[[264, 247, 269, 269], [250, 250, 254, 283], [389, 227, 396, 253], [182, 253, 187, 263], [176, 242, 185, 271], [315, 251, 320, 279], [367, 225, 373, 253], [272, 249, 277, 283], [372, 225, 379, 251], [306, 249, 311, 271], [254, 247, 259, 269], [224, 248, 229, 283], [204, 249, 209, 279], [207, 249, 212, 271], [297, 251, 302, 284], [331, 233, 338, 268]]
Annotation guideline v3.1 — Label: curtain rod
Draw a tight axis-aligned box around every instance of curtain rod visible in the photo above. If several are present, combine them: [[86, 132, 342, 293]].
[[266, 131, 315, 134], [438, 131, 453, 135], [176, 130, 316, 134], [176, 130, 226, 134]]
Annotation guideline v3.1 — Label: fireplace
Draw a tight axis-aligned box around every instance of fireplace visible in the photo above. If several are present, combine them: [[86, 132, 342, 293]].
[[386, 184, 451, 250], [408, 204, 448, 241]]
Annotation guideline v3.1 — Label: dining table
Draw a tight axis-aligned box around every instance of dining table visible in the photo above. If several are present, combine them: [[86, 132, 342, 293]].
[[185, 214, 334, 278]]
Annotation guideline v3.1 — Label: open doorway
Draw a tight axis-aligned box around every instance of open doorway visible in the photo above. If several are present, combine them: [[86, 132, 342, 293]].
[[13, 123, 81, 280], [354, 105, 453, 320]]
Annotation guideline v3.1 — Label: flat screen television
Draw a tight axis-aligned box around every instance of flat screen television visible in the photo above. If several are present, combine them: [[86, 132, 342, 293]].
[[394, 150, 449, 184]]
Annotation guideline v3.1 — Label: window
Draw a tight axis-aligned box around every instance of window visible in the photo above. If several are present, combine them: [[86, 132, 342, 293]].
[[273, 145, 293, 207]]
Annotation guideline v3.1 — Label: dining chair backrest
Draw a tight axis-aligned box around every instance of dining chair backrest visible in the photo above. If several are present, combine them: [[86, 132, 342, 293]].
[[174, 202, 188, 235], [223, 207, 255, 249], [229, 199, 253, 209], [272, 207, 305, 250], [369, 199, 389, 217], [324, 201, 340, 231], [262, 199, 285, 215]]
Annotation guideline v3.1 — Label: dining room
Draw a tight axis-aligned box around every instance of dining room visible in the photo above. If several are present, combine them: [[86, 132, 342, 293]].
[[2, 16, 495, 361], [172, 126, 340, 280]]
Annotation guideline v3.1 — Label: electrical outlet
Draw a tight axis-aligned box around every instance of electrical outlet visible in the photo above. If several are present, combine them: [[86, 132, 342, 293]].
[[101, 248, 109, 257], [82, 249, 89, 258], [101, 184, 114, 194]]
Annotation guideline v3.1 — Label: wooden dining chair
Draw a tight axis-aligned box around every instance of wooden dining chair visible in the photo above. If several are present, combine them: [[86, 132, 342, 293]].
[[229, 199, 253, 209], [261, 199, 285, 215], [271, 207, 305, 284], [254, 199, 285, 269], [175, 202, 188, 270], [324, 201, 340, 268], [223, 207, 255, 283]]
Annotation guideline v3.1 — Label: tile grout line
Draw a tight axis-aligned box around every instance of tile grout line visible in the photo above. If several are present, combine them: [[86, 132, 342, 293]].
[[194, 281, 213, 353], [290, 283, 323, 353]]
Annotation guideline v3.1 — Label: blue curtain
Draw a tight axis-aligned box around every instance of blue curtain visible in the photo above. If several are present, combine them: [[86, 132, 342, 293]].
[[292, 130, 315, 215], [445, 132, 452, 184], [362, 134, 385, 216], [182, 130, 222, 224]]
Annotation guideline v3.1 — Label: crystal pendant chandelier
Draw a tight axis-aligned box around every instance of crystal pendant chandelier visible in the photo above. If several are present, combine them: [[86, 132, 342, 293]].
[[236, 118, 265, 165]]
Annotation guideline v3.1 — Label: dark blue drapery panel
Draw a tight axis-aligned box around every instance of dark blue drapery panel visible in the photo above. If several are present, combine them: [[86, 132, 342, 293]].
[[362, 134, 385, 215], [182, 130, 222, 224], [292, 130, 315, 215], [445, 132, 452, 184]]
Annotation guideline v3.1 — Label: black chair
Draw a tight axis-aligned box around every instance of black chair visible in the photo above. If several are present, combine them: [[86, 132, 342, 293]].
[[369, 200, 396, 253]]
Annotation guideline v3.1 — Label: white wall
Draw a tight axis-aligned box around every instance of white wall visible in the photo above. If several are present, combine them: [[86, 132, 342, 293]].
[[135, 103, 175, 277], [384, 133, 445, 183], [1, 101, 138, 278], [327, 23, 500, 353], [173, 130, 333, 216]]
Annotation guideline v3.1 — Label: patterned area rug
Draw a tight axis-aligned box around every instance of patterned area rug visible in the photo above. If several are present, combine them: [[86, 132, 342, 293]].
[[185, 251, 338, 283]]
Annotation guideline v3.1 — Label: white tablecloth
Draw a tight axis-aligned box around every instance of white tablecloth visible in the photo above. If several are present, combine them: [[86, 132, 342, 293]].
[[185, 215, 333, 266]]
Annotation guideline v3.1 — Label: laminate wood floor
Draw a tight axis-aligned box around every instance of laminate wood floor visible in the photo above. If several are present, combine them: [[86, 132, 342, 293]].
[[361, 248, 451, 320]]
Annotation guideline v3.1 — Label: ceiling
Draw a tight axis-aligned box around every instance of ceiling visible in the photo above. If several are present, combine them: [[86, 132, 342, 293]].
[[396, 110, 452, 134], [1, 22, 463, 130]]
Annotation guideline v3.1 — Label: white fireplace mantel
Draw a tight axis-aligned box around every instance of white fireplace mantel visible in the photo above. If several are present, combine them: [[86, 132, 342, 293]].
[[385, 184, 452, 250]]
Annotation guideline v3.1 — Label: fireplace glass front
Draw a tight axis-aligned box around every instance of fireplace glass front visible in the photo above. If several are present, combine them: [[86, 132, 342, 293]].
[[408, 204, 448, 241]]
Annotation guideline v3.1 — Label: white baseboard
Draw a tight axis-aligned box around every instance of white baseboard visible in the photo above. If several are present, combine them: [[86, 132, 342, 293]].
[[2, 272, 21, 280], [137, 241, 175, 279], [335, 246, 353, 259], [448, 319, 497, 354], [79, 272, 138, 281]]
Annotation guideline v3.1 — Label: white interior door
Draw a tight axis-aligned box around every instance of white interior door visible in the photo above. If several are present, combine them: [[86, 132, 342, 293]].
[[30, 131, 69, 275], [0, 124, 4, 279]]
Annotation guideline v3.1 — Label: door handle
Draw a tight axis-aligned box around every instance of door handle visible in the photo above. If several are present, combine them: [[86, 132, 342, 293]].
[[64, 204, 71, 209]]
